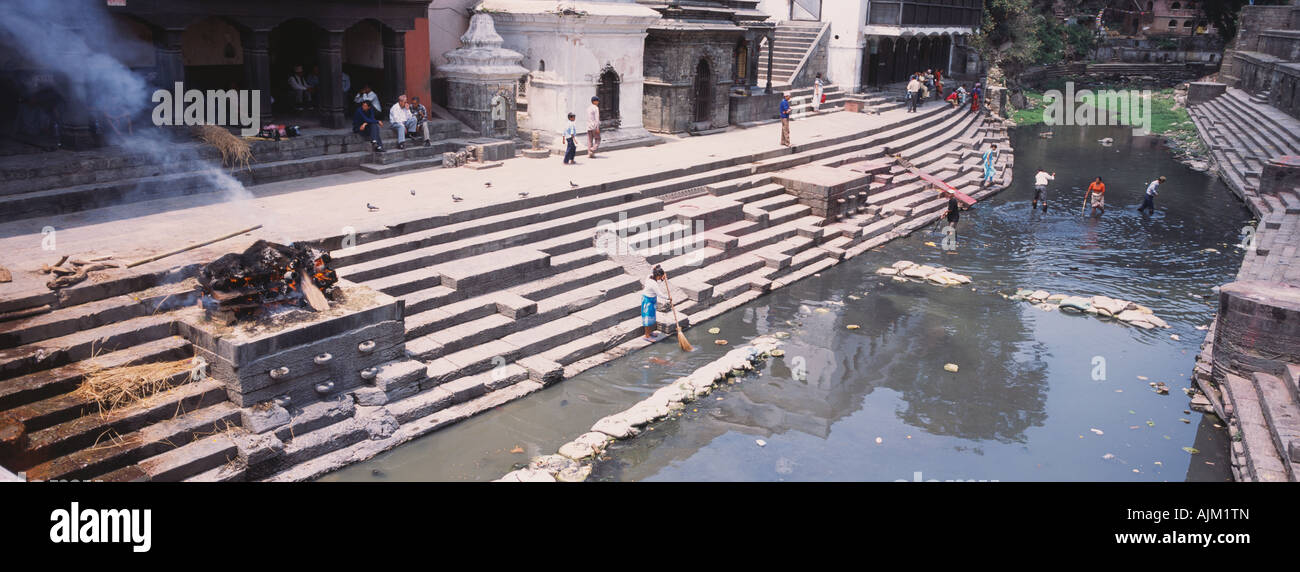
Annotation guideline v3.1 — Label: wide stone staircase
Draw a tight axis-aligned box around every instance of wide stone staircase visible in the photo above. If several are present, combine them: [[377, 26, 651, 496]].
[[1187, 86, 1300, 218], [1187, 84, 1300, 481], [0, 99, 1011, 481], [756, 20, 824, 89], [0, 118, 472, 224]]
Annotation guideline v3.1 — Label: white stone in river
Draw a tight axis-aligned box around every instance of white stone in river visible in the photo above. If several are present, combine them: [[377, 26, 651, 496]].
[[1029, 290, 1050, 301], [756, 439, 767, 447], [555, 464, 592, 483], [875, 267, 898, 275], [902, 265, 938, 279], [892, 260, 917, 270]]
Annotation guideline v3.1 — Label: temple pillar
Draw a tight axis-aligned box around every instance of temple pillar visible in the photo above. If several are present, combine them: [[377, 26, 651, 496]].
[[317, 30, 346, 128], [242, 29, 273, 124]]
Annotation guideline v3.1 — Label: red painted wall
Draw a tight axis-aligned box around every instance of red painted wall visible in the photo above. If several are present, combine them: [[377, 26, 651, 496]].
[[405, 18, 432, 106]]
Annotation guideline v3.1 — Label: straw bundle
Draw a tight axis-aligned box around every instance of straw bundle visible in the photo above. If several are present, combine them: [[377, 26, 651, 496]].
[[194, 124, 253, 171], [75, 358, 197, 413]]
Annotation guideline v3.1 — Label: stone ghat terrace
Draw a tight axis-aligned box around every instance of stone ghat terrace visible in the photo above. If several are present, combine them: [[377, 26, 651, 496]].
[[1188, 86, 1300, 482], [0, 99, 1011, 481]]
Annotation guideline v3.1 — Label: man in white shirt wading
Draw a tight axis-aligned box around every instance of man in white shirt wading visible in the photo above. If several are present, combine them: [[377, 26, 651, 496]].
[[389, 95, 431, 150], [1139, 176, 1165, 215], [1032, 168, 1055, 212]]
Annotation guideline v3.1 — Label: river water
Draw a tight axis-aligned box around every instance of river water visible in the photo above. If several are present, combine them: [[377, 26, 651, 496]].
[[324, 124, 1250, 482]]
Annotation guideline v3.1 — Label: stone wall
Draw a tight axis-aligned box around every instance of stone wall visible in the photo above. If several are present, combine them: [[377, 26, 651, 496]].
[[1220, 5, 1299, 83], [1017, 62, 1215, 88], [728, 92, 782, 124], [643, 30, 740, 133], [1187, 81, 1227, 105]]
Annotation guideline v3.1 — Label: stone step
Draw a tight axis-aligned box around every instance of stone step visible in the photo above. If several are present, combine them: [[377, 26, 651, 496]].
[[332, 187, 649, 269], [508, 260, 624, 301], [21, 400, 240, 481], [0, 314, 176, 383], [1252, 371, 1300, 479], [98, 431, 240, 482], [0, 336, 192, 412], [1223, 373, 1290, 481], [765, 203, 814, 227], [748, 191, 800, 212], [342, 197, 663, 282], [15, 379, 228, 470], [0, 283, 185, 351], [1206, 98, 1292, 159]]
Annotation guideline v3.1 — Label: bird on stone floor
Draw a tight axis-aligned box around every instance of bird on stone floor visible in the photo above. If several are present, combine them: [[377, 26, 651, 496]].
[[518, 192, 529, 198], [485, 182, 492, 188], [367, 203, 379, 211], [452, 195, 464, 202], [410, 189, 416, 196], [570, 181, 579, 187]]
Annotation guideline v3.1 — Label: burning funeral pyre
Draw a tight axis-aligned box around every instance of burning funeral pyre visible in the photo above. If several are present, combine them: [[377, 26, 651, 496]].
[[198, 240, 338, 323]]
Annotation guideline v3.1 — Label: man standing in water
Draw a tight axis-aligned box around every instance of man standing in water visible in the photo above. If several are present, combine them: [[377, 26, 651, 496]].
[[980, 143, 998, 187], [1032, 168, 1055, 212], [641, 265, 669, 341], [1139, 176, 1165, 215], [1086, 177, 1106, 216], [943, 190, 962, 230]]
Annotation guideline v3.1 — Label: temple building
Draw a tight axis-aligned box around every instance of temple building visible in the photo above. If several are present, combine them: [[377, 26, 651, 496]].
[[478, 0, 662, 148], [755, 0, 982, 91], [639, 1, 775, 134]]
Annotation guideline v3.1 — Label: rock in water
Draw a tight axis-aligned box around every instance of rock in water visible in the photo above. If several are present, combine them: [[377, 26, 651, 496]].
[[944, 363, 959, 372], [891, 260, 917, 271], [876, 267, 899, 275]]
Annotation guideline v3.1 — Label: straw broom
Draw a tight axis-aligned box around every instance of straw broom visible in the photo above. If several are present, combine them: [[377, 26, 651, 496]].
[[662, 272, 692, 351]]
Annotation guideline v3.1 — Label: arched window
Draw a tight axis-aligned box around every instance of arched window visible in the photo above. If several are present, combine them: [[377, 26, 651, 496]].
[[693, 58, 713, 124], [1171, 2, 1180, 9], [539, 60, 545, 72], [1183, 20, 1193, 27], [1169, 19, 1178, 28], [597, 65, 620, 126]]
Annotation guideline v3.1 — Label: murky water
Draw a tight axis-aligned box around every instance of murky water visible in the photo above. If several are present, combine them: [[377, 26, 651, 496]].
[[324, 125, 1248, 482]]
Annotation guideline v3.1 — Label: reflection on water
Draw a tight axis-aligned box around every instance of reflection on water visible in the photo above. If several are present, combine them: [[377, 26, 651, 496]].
[[325, 125, 1244, 482]]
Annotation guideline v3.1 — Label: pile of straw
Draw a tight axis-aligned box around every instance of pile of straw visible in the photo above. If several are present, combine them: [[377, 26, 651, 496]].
[[75, 358, 197, 413], [194, 124, 253, 171]]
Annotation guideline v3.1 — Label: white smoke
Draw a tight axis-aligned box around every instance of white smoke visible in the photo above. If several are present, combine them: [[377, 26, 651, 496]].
[[0, 1, 256, 208]]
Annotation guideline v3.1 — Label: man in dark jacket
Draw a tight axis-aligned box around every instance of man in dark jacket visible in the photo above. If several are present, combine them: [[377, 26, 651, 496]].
[[353, 100, 385, 152]]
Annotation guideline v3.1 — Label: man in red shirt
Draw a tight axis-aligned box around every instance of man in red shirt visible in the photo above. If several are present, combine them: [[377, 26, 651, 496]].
[[1086, 177, 1106, 216]]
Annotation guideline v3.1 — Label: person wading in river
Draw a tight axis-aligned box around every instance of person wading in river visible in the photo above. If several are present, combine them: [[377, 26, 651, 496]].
[[641, 265, 670, 341], [943, 190, 962, 230], [981, 143, 998, 187], [1086, 177, 1106, 216], [1139, 176, 1165, 215], [1033, 168, 1055, 212]]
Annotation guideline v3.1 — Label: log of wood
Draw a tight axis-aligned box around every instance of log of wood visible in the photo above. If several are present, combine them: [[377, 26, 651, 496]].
[[299, 268, 329, 312], [126, 224, 262, 269]]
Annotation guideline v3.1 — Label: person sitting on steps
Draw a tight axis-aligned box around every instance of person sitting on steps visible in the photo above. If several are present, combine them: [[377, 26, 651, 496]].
[[353, 100, 385, 152], [389, 94, 431, 150]]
